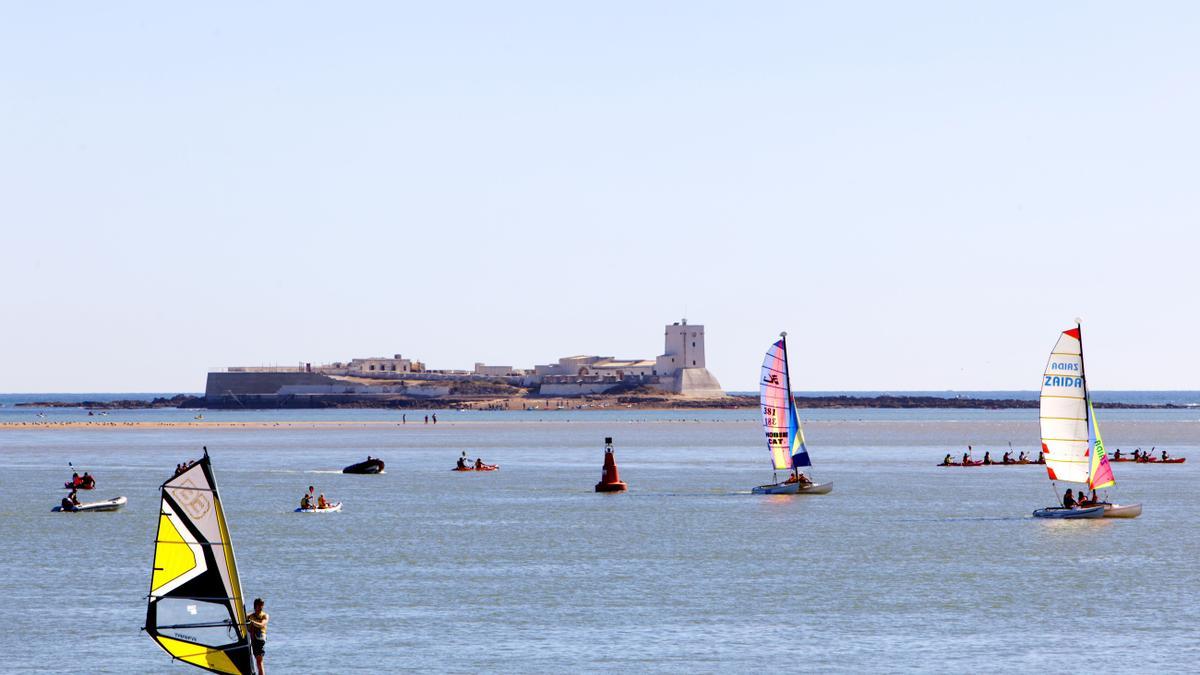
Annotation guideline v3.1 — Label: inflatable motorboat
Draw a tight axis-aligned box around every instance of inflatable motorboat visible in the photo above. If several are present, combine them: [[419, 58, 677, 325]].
[[343, 458, 385, 474], [53, 496, 126, 513]]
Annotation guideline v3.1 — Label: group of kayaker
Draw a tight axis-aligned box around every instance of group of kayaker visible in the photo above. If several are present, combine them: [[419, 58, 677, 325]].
[[298, 485, 336, 511], [1111, 447, 1177, 463], [66, 471, 96, 489], [940, 447, 1044, 466]]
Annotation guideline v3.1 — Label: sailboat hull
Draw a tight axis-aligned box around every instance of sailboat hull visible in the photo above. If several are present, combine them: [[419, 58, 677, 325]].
[[1102, 502, 1142, 518], [751, 481, 832, 495], [1032, 505, 1105, 519]]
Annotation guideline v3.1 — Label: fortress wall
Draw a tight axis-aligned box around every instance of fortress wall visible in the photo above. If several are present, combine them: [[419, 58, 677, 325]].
[[651, 368, 725, 397], [538, 382, 621, 396], [204, 371, 342, 398]]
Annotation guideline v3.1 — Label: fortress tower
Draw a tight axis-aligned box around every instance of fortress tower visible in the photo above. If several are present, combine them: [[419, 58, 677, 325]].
[[654, 319, 724, 397]]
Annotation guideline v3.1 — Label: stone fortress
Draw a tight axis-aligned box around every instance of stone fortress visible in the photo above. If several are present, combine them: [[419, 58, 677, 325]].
[[203, 320, 724, 406]]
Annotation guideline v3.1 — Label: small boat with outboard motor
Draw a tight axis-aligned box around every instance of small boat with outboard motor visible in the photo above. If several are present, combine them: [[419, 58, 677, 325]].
[[53, 495, 126, 512], [343, 456, 385, 474]]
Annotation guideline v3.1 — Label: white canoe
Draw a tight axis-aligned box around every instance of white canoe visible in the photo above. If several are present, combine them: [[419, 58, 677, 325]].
[[53, 496, 127, 512], [1102, 502, 1142, 518], [295, 502, 342, 513], [1032, 505, 1105, 519], [751, 481, 833, 495]]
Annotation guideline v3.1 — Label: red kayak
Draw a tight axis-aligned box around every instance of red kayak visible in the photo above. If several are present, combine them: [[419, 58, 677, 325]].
[[452, 465, 500, 472], [1160, 458, 1186, 464]]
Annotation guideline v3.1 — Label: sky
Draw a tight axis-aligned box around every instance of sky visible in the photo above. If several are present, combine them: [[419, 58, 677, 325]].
[[1, 2, 1197, 392]]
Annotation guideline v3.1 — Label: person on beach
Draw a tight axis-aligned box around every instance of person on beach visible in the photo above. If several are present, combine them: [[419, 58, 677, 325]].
[[424, 415, 429, 424], [432, 414, 437, 424], [247, 598, 268, 674], [1062, 488, 1077, 509]]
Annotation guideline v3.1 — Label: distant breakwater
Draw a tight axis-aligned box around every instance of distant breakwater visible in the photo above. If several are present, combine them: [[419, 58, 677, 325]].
[[10, 393, 1195, 410]]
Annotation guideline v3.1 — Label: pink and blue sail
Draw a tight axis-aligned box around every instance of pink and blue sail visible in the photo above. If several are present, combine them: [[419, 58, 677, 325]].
[[760, 334, 812, 470]]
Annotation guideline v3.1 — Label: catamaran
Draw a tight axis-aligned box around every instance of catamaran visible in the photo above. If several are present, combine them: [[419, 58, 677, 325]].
[[751, 332, 832, 495], [144, 450, 256, 673], [1033, 322, 1141, 519]]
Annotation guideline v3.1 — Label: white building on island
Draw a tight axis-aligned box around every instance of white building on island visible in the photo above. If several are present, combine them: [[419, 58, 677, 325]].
[[535, 320, 724, 397]]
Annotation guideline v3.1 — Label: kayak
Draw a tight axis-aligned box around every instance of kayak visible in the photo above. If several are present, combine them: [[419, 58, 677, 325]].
[[452, 465, 500, 472], [751, 480, 833, 495], [295, 502, 342, 513], [1161, 458, 1186, 464], [1101, 502, 1142, 518], [1032, 505, 1105, 519], [63, 483, 96, 489], [53, 496, 127, 513], [343, 458, 385, 474]]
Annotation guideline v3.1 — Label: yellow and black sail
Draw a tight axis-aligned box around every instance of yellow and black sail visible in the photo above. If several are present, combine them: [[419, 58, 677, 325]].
[[145, 452, 253, 674]]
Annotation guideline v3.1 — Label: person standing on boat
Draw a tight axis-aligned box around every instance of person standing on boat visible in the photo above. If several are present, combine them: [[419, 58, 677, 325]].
[[247, 597, 268, 675]]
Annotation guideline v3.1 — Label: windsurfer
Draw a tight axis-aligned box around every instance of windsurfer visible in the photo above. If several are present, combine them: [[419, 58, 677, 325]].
[[247, 598, 268, 675]]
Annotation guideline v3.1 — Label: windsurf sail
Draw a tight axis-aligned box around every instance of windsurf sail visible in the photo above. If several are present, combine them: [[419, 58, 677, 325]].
[[1039, 323, 1114, 489], [145, 453, 253, 674], [760, 333, 812, 470]]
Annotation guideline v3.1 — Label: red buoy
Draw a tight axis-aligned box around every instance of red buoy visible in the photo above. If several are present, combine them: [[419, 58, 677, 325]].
[[595, 437, 627, 492]]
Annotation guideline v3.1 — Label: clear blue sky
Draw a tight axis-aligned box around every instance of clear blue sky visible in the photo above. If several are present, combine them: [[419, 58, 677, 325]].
[[2, 2, 1197, 392]]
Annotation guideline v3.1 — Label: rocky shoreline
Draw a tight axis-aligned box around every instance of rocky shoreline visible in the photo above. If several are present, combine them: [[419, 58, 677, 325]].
[[10, 393, 1193, 410]]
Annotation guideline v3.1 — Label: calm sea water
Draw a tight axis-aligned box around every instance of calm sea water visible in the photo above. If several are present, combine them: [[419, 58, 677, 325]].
[[2, 408, 1198, 673]]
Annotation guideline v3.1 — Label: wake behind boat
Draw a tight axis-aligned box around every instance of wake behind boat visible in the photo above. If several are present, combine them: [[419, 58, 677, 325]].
[[1033, 322, 1140, 520], [750, 333, 831, 496]]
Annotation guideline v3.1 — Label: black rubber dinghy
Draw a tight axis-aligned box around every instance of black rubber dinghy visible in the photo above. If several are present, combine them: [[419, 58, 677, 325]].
[[343, 458, 385, 474]]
